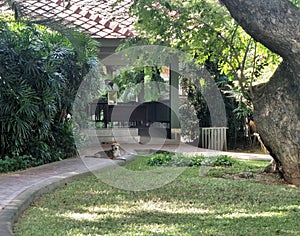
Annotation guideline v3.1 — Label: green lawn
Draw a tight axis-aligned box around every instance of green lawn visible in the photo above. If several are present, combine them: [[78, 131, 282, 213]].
[[14, 156, 300, 236]]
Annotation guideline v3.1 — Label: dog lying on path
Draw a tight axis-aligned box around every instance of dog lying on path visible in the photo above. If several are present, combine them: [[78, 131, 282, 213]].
[[85, 143, 126, 160]]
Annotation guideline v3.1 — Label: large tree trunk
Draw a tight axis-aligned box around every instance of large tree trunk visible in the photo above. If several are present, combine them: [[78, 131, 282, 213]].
[[220, 0, 300, 185], [254, 61, 300, 184]]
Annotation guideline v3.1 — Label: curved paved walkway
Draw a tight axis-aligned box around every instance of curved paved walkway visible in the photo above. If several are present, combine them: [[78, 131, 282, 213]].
[[0, 143, 272, 236]]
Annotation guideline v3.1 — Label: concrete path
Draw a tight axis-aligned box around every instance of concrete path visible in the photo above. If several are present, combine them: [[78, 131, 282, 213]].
[[0, 143, 272, 235]]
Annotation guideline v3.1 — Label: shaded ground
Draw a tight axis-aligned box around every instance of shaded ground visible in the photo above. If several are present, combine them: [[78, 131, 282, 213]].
[[14, 157, 300, 236]]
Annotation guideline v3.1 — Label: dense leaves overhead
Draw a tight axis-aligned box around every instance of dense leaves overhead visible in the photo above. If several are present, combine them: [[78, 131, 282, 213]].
[[125, 0, 284, 135], [130, 0, 281, 99]]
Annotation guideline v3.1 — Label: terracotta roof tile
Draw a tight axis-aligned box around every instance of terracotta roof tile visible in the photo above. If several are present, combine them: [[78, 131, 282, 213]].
[[81, 23, 93, 30], [89, 27, 102, 34], [1, 0, 137, 39], [35, 9, 47, 15], [71, 13, 82, 19], [63, 8, 73, 14], [0, 2, 12, 14], [48, 2, 57, 7], [92, 15, 102, 23], [88, 20, 98, 26], [33, 2, 45, 8], [84, 11, 92, 19], [74, 7, 82, 14]]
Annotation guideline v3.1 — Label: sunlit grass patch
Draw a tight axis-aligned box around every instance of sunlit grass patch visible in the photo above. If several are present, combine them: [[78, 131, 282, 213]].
[[14, 155, 300, 236]]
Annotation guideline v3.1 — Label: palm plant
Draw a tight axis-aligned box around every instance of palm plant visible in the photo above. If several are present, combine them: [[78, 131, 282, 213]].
[[0, 15, 97, 168]]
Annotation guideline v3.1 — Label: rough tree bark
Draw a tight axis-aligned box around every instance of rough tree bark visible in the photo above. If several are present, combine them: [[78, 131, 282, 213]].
[[220, 0, 300, 185]]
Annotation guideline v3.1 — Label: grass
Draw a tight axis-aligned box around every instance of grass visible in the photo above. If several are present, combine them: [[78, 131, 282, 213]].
[[14, 155, 300, 236]]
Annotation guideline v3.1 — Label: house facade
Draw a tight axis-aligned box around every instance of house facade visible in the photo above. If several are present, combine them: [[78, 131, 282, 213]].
[[1, 0, 181, 143]]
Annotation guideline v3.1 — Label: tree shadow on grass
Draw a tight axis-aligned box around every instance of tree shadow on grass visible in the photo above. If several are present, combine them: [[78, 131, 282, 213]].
[[15, 175, 300, 235], [17, 205, 300, 235]]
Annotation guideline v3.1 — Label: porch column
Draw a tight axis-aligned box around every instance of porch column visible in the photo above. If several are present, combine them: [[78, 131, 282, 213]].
[[169, 57, 180, 139]]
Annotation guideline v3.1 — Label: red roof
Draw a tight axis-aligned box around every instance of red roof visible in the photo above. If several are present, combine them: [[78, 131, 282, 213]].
[[0, 1, 13, 14], [1, 0, 137, 39]]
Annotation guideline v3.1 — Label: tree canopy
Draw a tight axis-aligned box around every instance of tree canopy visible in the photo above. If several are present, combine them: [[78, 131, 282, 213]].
[[129, 0, 300, 184], [126, 0, 283, 145], [129, 0, 281, 103]]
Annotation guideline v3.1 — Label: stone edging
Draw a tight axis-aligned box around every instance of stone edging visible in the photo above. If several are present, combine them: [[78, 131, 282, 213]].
[[0, 156, 137, 236]]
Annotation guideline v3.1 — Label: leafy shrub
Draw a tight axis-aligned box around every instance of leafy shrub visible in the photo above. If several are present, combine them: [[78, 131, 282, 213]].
[[212, 155, 237, 167], [168, 154, 192, 167], [51, 121, 78, 159], [0, 155, 43, 172], [189, 155, 205, 166], [147, 152, 174, 166], [200, 158, 215, 167], [146, 152, 236, 168]]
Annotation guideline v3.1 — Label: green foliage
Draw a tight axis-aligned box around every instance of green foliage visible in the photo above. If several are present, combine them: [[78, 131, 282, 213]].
[[189, 155, 205, 166], [178, 98, 200, 142], [130, 0, 281, 89], [129, 0, 282, 138], [113, 66, 167, 102], [113, 67, 145, 102], [147, 152, 174, 166], [168, 154, 193, 166], [207, 159, 268, 178], [147, 152, 236, 167], [0, 155, 43, 172], [180, 76, 211, 127], [0, 16, 97, 170], [289, 0, 300, 7], [212, 154, 238, 166]]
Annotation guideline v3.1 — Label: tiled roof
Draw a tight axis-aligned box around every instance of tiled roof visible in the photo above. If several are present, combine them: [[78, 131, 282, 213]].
[[1, 0, 137, 39], [0, 1, 13, 14]]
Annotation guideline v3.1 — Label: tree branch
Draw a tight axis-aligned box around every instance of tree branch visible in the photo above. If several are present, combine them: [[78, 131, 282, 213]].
[[220, 0, 300, 65], [249, 42, 257, 99]]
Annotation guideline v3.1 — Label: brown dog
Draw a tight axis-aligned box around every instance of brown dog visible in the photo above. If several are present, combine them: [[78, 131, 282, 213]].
[[105, 143, 121, 159], [86, 142, 124, 159]]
